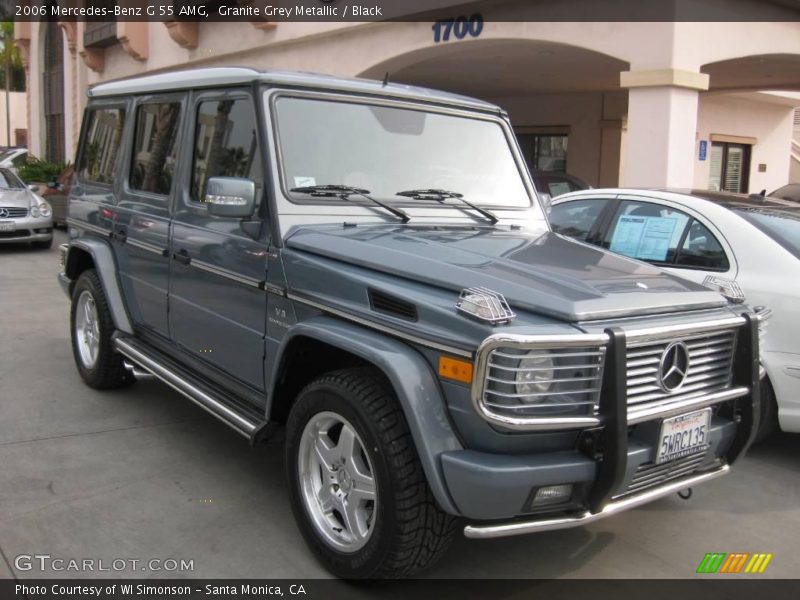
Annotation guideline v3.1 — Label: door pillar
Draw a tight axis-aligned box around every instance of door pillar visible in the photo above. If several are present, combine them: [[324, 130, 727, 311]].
[[620, 69, 709, 188]]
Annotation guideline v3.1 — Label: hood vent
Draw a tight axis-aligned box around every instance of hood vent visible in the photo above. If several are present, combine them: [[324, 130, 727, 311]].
[[368, 289, 418, 321]]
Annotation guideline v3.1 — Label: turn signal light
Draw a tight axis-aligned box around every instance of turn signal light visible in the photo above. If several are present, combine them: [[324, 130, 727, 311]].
[[438, 356, 473, 384]]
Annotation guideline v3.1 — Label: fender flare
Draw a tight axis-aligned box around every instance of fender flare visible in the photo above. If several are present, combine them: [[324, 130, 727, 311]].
[[271, 316, 464, 515], [66, 238, 134, 335]]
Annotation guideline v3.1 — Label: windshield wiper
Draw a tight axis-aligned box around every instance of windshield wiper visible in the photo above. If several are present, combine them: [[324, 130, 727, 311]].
[[290, 185, 410, 223], [395, 189, 498, 225]]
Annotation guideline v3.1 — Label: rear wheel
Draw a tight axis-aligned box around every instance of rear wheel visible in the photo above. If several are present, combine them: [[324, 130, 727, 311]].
[[70, 269, 134, 389], [285, 368, 457, 579]]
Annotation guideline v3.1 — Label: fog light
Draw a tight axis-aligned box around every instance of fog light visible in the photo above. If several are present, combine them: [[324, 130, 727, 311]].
[[531, 484, 573, 508]]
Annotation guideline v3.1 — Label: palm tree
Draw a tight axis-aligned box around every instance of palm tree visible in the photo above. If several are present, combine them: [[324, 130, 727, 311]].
[[0, 21, 22, 147]]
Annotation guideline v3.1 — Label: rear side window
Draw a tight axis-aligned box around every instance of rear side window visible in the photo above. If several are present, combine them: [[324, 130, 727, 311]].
[[78, 107, 125, 185], [549, 198, 609, 241], [191, 98, 262, 203], [130, 102, 182, 195], [676, 220, 729, 271]]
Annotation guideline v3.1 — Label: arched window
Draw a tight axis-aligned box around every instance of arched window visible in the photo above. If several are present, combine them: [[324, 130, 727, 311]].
[[43, 21, 65, 164]]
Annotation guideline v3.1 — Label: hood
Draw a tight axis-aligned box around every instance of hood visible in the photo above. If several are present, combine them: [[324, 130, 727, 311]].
[[285, 225, 727, 322], [0, 189, 33, 208]]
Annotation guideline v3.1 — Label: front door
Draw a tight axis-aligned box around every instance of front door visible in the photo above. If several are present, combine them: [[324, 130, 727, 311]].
[[168, 90, 268, 393], [114, 95, 185, 338]]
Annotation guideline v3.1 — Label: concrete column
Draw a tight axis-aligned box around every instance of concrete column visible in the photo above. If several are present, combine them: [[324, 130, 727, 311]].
[[620, 69, 709, 188]]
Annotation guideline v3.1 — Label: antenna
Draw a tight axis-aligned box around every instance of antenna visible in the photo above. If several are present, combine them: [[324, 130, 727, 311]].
[[382, 72, 390, 87]]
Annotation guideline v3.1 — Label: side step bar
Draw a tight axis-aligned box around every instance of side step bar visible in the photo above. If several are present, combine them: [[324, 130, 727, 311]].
[[115, 337, 260, 439]]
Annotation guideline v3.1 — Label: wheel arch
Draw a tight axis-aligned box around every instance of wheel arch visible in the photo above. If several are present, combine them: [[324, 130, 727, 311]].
[[66, 238, 133, 334], [269, 316, 463, 515]]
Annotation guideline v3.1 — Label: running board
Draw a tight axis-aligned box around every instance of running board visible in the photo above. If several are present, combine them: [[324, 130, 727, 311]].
[[115, 337, 261, 439]]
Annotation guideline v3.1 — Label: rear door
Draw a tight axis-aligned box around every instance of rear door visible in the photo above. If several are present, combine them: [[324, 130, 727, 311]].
[[600, 196, 737, 283], [114, 95, 185, 339], [168, 89, 269, 393]]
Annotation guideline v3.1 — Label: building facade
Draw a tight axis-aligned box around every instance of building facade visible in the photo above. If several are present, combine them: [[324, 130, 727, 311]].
[[14, 2, 800, 191]]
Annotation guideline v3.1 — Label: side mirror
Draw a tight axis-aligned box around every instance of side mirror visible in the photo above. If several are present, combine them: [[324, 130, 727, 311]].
[[205, 177, 256, 219], [28, 184, 40, 193]]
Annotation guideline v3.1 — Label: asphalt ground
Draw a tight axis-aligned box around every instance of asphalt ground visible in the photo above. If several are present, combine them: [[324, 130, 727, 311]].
[[1, 229, 798, 580]]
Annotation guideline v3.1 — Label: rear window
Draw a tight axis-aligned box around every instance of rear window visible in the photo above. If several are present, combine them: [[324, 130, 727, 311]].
[[78, 107, 126, 185], [734, 208, 800, 259]]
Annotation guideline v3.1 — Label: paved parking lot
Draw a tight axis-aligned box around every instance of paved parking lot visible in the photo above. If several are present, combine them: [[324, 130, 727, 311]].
[[1, 230, 799, 580]]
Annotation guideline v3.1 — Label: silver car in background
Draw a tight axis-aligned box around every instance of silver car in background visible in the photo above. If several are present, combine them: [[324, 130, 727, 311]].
[[0, 167, 54, 249]]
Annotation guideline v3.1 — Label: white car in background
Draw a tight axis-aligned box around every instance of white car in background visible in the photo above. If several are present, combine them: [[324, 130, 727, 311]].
[[549, 188, 800, 438], [0, 147, 29, 172]]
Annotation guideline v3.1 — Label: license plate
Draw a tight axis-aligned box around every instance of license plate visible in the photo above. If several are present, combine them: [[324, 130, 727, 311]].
[[0, 221, 15, 232], [656, 408, 711, 464]]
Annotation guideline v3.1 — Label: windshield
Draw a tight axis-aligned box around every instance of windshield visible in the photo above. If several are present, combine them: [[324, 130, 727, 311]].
[[273, 96, 531, 208], [0, 168, 24, 189], [733, 207, 800, 259]]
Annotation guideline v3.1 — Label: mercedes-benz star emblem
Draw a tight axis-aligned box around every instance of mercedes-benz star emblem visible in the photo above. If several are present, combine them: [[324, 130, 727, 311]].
[[658, 341, 691, 393], [0, 208, 9, 218]]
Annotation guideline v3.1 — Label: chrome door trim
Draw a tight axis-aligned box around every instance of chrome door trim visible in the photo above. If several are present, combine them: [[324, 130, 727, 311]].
[[126, 238, 164, 255], [67, 218, 111, 237], [190, 258, 263, 289]]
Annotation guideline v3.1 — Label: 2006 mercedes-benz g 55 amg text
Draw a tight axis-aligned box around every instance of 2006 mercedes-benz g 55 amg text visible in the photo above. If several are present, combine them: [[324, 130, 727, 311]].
[[59, 68, 763, 578]]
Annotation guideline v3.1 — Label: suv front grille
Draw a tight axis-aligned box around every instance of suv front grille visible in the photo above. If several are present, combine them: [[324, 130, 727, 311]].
[[626, 330, 736, 408], [0, 207, 27, 218], [614, 453, 716, 499]]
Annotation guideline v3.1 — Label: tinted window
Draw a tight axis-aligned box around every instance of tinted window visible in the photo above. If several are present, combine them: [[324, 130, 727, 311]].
[[676, 220, 729, 271], [549, 198, 609, 242], [734, 208, 800, 259], [11, 153, 27, 168], [0, 168, 24, 189], [78, 107, 125, 184], [770, 184, 800, 203], [604, 200, 690, 264], [192, 98, 262, 203], [130, 102, 182, 195]]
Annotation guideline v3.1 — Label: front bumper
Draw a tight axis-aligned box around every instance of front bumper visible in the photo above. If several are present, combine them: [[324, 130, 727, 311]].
[[448, 312, 761, 537], [464, 464, 729, 538], [0, 215, 53, 243]]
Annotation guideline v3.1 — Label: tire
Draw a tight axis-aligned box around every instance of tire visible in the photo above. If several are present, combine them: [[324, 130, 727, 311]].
[[285, 368, 457, 579], [754, 377, 778, 443], [32, 237, 53, 250], [70, 269, 134, 389]]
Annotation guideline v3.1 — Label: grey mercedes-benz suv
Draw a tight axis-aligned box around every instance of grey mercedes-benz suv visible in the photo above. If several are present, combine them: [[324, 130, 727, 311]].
[[58, 67, 763, 578]]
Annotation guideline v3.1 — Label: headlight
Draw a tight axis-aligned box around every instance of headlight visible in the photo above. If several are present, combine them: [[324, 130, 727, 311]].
[[38, 202, 52, 218], [515, 351, 555, 397], [30, 204, 41, 218]]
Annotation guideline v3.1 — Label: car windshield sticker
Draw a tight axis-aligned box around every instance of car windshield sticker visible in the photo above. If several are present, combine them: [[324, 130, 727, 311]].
[[547, 182, 572, 197], [610, 215, 678, 262], [294, 176, 316, 187]]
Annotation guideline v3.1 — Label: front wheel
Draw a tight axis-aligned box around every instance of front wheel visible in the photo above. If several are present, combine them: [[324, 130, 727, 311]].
[[285, 368, 457, 578]]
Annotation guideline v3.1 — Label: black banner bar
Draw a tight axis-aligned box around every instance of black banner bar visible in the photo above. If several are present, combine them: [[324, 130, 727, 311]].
[[2, 0, 800, 22]]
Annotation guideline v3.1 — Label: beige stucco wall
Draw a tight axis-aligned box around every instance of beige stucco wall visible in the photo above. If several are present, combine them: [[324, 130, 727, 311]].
[[0, 91, 27, 147], [489, 91, 627, 187], [694, 94, 795, 193]]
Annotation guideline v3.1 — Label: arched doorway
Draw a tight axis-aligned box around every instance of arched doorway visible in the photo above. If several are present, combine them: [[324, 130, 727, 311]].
[[43, 21, 65, 164]]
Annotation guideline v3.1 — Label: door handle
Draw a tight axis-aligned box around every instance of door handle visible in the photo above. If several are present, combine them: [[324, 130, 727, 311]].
[[114, 227, 127, 244], [173, 249, 191, 265]]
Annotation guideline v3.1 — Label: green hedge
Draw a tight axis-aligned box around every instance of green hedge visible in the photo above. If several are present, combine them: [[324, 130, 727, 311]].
[[17, 158, 66, 184]]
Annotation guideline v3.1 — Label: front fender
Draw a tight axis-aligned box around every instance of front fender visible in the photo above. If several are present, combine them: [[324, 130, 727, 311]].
[[65, 238, 133, 334], [271, 316, 463, 515]]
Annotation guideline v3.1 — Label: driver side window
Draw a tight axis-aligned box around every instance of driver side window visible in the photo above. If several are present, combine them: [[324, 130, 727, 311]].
[[192, 98, 263, 206]]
